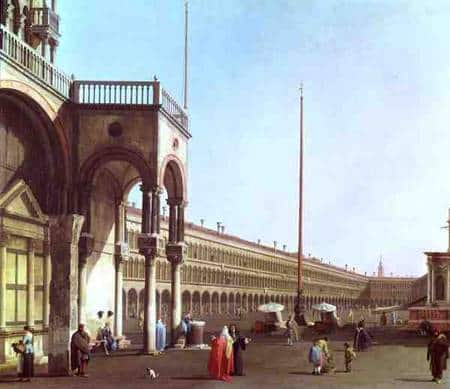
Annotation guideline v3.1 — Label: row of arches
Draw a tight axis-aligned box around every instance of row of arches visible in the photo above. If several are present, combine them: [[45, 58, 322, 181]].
[[123, 288, 298, 324], [123, 258, 297, 291]]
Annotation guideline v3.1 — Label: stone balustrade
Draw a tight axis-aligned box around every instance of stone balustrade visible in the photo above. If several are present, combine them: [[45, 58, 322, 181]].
[[0, 24, 71, 98]]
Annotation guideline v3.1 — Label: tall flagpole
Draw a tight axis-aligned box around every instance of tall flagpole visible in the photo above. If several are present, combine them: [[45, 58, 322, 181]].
[[294, 84, 305, 325], [183, 1, 189, 110]]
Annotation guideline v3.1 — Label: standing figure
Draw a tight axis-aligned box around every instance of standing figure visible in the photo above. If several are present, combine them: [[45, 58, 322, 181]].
[[229, 324, 251, 376], [353, 322, 372, 351], [427, 333, 449, 384], [22, 326, 34, 382], [380, 312, 387, 326], [344, 342, 356, 372], [309, 339, 323, 375], [286, 315, 294, 346], [182, 313, 193, 346], [12, 340, 25, 381], [71, 324, 91, 377], [156, 318, 167, 353], [207, 326, 234, 382], [347, 308, 354, 324]]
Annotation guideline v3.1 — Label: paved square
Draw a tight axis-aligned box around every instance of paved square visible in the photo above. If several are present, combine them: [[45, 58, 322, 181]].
[[0, 332, 446, 388]]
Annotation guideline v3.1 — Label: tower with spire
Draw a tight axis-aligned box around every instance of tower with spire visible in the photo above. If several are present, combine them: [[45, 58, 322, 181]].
[[377, 256, 384, 277]]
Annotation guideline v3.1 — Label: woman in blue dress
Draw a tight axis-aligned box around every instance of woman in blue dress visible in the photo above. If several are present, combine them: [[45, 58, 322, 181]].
[[22, 326, 34, 381]]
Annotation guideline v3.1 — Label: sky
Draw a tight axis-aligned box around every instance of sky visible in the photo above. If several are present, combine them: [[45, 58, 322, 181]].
[[57, 0, 450, 277]]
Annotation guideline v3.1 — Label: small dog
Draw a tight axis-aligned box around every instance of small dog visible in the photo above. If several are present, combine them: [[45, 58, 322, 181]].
[[144, 368, 159, 379]]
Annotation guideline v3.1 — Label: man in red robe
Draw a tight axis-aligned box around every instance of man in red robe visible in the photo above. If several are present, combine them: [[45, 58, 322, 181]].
[[208, 326, 234, 382]]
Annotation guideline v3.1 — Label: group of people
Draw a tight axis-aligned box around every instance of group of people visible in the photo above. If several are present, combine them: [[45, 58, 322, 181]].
[[12, 326, 34, 382], [208, 324, 251, 382], [308, 336, 349, 375]]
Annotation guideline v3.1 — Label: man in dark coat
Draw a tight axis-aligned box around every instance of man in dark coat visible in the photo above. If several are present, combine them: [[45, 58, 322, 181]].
[[427, 333, 449, 383], [229, 324, 251, 376], [70, 324, 91, 377], [353, 322, 372, 351]]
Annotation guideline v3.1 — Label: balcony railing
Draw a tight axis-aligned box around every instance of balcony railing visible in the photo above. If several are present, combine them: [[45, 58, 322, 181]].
[[73, 80, 189, 130], [0, 24, 188, 130], [30, 7, 60, 35], [0, 25, 71, 98]]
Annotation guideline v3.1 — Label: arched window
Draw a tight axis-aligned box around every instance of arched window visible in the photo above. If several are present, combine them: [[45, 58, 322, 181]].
[[435, 275, 445, 301]]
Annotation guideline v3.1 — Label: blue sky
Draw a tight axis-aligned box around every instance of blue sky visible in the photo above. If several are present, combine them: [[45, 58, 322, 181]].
[[58, 1, 450, 277]]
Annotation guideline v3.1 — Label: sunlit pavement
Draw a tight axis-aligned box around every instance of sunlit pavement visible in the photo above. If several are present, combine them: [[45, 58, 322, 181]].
[[0, 332, 445, 388]]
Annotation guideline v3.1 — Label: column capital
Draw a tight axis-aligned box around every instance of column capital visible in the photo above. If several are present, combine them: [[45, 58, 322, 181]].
[[166, 197, 185, 207], [140, 184, 152, 194], [138, 233, 160, 258], [152, 186, 164, 195], [166, 242, 186, 265]]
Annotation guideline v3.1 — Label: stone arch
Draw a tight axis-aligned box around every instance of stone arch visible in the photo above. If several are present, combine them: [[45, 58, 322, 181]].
[[161, 289, 171, 325], [138, 289, 145, 318], [160, 155, 186, 200], [202, 291, 211, 315], [156, 290, 161, 318], [192, 291, 201, 317], [212, 292, 219, 315], [220, 292, 227, 314], [229, 293, 235, 315], [0, 90, 70, 214], [182, 290, 191, 314], [436, 275, 445, 301]]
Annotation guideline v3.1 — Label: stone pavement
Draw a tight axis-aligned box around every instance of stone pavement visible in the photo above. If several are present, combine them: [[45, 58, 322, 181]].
[[0, 332, 446, 388]]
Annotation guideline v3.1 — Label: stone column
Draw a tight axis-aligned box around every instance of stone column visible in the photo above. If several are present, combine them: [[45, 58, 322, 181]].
[[0, 232, 8, 331], [43, 240, 51, 328], [168, 202, 177, 242], [431, 264, 435, 303], [427, 262, 432, 305], [114, 243, 128, 337], [78, 233, 93, 325], [27, 239, 35, 328], [167, 244, 185, 346], [48, 214, 84, 376], [114, 199, 128, 337], [140, 185, 155, 353]]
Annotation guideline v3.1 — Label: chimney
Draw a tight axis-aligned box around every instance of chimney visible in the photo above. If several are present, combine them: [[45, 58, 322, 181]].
[[364, 272, 367, 276], [131, 202, 136, 208], [345, 264, 348, 271], [200, 218, 204, 227], [283, 244, 286, 251], [273, 241, 277, 250], [352, 267, 355, 272], [162, 206, 167, 218], [216, 222, 221, 234], [221, 225, 225, 234], [257, 239, 261, 245]]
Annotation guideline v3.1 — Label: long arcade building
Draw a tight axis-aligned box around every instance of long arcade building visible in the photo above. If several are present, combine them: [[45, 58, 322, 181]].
[[123, 206, 419, 333]]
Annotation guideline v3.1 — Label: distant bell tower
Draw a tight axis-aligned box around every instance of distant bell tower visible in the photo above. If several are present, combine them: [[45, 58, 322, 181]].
[[377, 256, 384, 277]]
